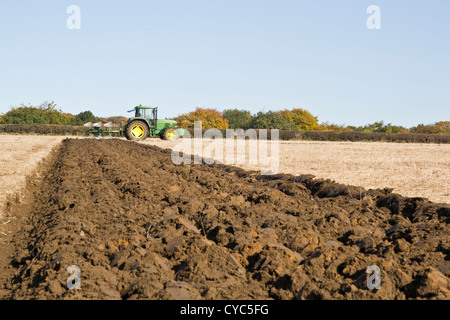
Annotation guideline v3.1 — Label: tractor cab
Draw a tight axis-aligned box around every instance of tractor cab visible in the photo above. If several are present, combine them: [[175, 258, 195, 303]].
[[130, 106, 157, 120], [128, 105, 157, 129], [129, 105, 157, 118]]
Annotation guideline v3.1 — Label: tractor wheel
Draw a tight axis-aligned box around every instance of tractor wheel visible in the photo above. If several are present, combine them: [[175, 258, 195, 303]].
[[161, 127, 180, 141], [125, 120, 148, 141]]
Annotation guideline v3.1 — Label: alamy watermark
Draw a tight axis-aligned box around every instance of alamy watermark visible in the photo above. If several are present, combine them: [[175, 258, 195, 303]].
[[171, 122, 280, 175], [67, 265, 81, 289], [66, 5, 81, 30], [366, 265, 381, 290], [65, 5, 380, 31], [367, 5, 381, 30]]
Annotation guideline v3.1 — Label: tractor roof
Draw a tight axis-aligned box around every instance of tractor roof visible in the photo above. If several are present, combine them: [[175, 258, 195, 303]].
[[127, 105, 157, 113], [136, 105, 157, 109]]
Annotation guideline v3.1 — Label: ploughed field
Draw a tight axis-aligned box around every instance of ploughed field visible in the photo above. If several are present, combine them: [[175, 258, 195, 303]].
[[0, 138, 449, 299]]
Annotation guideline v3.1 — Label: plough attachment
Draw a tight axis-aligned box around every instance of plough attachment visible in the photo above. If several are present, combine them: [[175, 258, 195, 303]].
[[84, 122, 124, 138]]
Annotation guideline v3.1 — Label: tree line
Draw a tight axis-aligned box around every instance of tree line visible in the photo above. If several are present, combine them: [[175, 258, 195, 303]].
[[174, 107, 449, 135], [0, 101, 448, 135]]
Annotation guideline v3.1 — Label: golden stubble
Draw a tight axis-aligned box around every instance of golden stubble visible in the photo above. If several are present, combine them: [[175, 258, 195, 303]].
[[0, 135, 67, 220]]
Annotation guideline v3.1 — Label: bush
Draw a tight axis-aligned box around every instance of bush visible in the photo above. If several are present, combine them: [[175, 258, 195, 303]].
[[182, 128, 449, 143], [294, 131, 449, 143]]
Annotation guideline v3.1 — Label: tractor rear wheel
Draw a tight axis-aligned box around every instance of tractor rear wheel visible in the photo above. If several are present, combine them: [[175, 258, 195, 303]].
[[161, 127, 180, 141], [125, 120, 148, 141]]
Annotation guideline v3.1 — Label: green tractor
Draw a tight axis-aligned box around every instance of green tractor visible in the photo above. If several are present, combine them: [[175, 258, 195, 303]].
[[124, 105, 184, 141], [85, 105, 184, 141]]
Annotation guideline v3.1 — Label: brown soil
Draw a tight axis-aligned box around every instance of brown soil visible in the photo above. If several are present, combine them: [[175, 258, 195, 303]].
[[0, 138, 448, 300]]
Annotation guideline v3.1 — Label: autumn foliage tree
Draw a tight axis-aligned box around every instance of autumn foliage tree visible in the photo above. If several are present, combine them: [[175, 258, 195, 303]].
[[174, 108, 229, 129], [410, 121, 450, 135], [279, 108, 319, 131]]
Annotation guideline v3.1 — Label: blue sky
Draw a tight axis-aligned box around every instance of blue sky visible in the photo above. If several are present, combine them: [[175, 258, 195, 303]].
[[0, 0, 449, 127]]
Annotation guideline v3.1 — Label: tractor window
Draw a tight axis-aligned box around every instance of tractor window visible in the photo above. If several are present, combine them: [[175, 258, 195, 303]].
[[143, 109, 155, 119], [135, 108, 149, 118], [135, 108, 156, 120]]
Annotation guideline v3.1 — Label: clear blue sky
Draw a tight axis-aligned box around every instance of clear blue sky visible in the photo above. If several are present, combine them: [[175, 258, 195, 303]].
[[1, 0, 449, 127]]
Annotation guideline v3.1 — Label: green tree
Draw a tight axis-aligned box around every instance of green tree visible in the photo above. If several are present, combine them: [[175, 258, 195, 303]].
[[356, 121, 385, 133], [354, 121, 408, 134], [384, 123, 408, 134], [2, 106, 46, 124], [250, 111, 297, 130], [69, 110, 100, 125], [223, 109, 252, 129]]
